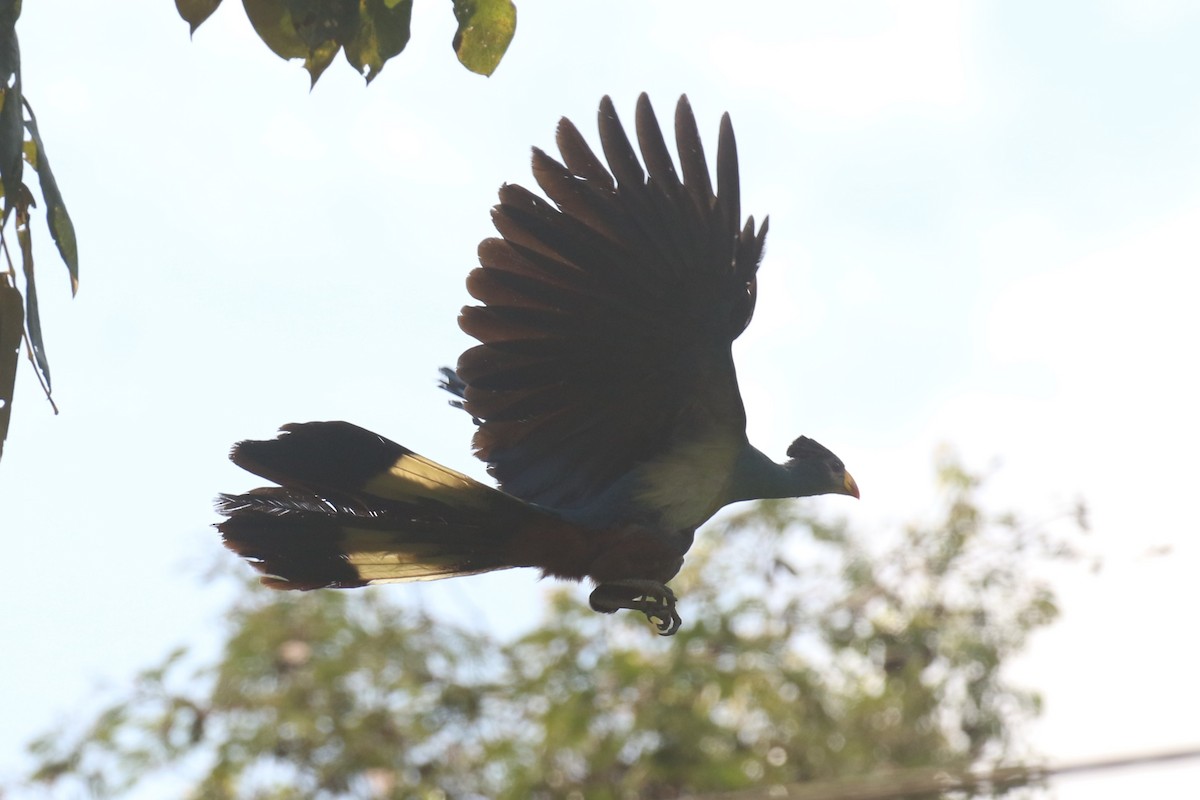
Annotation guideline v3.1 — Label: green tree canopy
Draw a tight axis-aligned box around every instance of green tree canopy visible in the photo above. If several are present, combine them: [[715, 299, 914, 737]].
[[176, 0, 518, 84], [23, 455, 1082, 799]]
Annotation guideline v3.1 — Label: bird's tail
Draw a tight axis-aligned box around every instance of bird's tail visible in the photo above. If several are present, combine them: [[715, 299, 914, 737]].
[[217, 421, 549, 589]]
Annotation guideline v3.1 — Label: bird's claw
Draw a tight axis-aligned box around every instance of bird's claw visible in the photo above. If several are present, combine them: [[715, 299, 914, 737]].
[[589, 580, 682, 636]]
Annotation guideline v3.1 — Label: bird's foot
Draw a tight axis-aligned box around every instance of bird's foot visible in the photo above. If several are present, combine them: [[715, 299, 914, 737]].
[[589, 580, 682, 636]]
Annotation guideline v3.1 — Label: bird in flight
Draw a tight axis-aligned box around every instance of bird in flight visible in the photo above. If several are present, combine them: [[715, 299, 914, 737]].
[[218, 94, 858, 635]]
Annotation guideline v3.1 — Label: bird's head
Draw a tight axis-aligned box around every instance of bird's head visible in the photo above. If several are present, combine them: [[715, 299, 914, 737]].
[[785, 436, 859, 499]]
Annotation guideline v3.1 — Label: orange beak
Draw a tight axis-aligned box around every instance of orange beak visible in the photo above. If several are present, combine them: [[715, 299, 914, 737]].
[[843, 471, 860, 499]]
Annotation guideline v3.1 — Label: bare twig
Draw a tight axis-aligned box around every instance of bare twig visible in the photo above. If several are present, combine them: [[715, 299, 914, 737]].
[[685, 746, 1200, 800]]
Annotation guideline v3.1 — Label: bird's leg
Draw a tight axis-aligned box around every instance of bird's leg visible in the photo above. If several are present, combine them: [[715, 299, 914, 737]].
[[589, 579, 682, 636]]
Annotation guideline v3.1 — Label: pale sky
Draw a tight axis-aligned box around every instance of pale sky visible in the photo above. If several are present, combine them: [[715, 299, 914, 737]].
[[2, 1, 1198, 797]]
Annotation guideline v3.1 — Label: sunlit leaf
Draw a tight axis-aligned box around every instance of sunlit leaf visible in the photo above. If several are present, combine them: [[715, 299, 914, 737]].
[[452, 0, 516, 77], [302, 39, 339, 86], [344, 0, 412, 83], [176, 0, 223, 35], [0, 279, 23, 461], [22, 101, 78, 295]]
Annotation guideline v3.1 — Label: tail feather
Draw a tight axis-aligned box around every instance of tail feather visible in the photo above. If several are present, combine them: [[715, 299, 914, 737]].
[[218, 422, 546, 589]]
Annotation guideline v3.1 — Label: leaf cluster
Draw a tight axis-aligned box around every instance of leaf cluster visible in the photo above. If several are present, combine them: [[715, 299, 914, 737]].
[[22, 456, 1083, 799], [0, 0, 79, 463], [176, 0, 517, 84]]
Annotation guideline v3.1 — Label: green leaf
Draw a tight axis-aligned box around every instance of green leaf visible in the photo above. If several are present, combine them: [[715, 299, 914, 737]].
[[452, 0, 516, 77], [176, 0, 224, 35], [22, 100, 78, 295], [0, 4, 22, 204], [239, 0, 414, 85], [242, 0, 311, 61], [0, 279, 22, 462], [14, 189, 49, 391], [242, 0, 359, 86], [290, 0, 357, 51], [0, 0, 21, 27], [344, 0, 412, 83]]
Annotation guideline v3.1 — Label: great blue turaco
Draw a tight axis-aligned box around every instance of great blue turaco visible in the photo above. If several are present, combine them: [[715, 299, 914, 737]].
[[218, 94, 858, 635]]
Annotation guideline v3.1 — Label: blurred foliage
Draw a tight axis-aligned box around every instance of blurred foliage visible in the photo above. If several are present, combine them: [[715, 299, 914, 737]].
[[0, 0, 78, 464], [176, 0, 517, 83], [22, 456, 1083, 798]]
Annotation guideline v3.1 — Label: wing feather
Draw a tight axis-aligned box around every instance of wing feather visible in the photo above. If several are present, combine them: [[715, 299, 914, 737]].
[[454, 94, 768, 513]]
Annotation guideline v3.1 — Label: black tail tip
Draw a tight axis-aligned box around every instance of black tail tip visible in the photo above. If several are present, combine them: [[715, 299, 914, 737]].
[[219, 511, 367, 591], [229, 421, 409, 492]]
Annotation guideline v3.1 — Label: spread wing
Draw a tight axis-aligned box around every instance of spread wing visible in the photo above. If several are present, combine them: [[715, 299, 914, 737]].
[[454, 94, 769, 512]]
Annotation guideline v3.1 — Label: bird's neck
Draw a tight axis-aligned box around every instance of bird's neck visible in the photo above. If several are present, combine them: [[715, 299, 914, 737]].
[[725, 444, 810, 503]]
